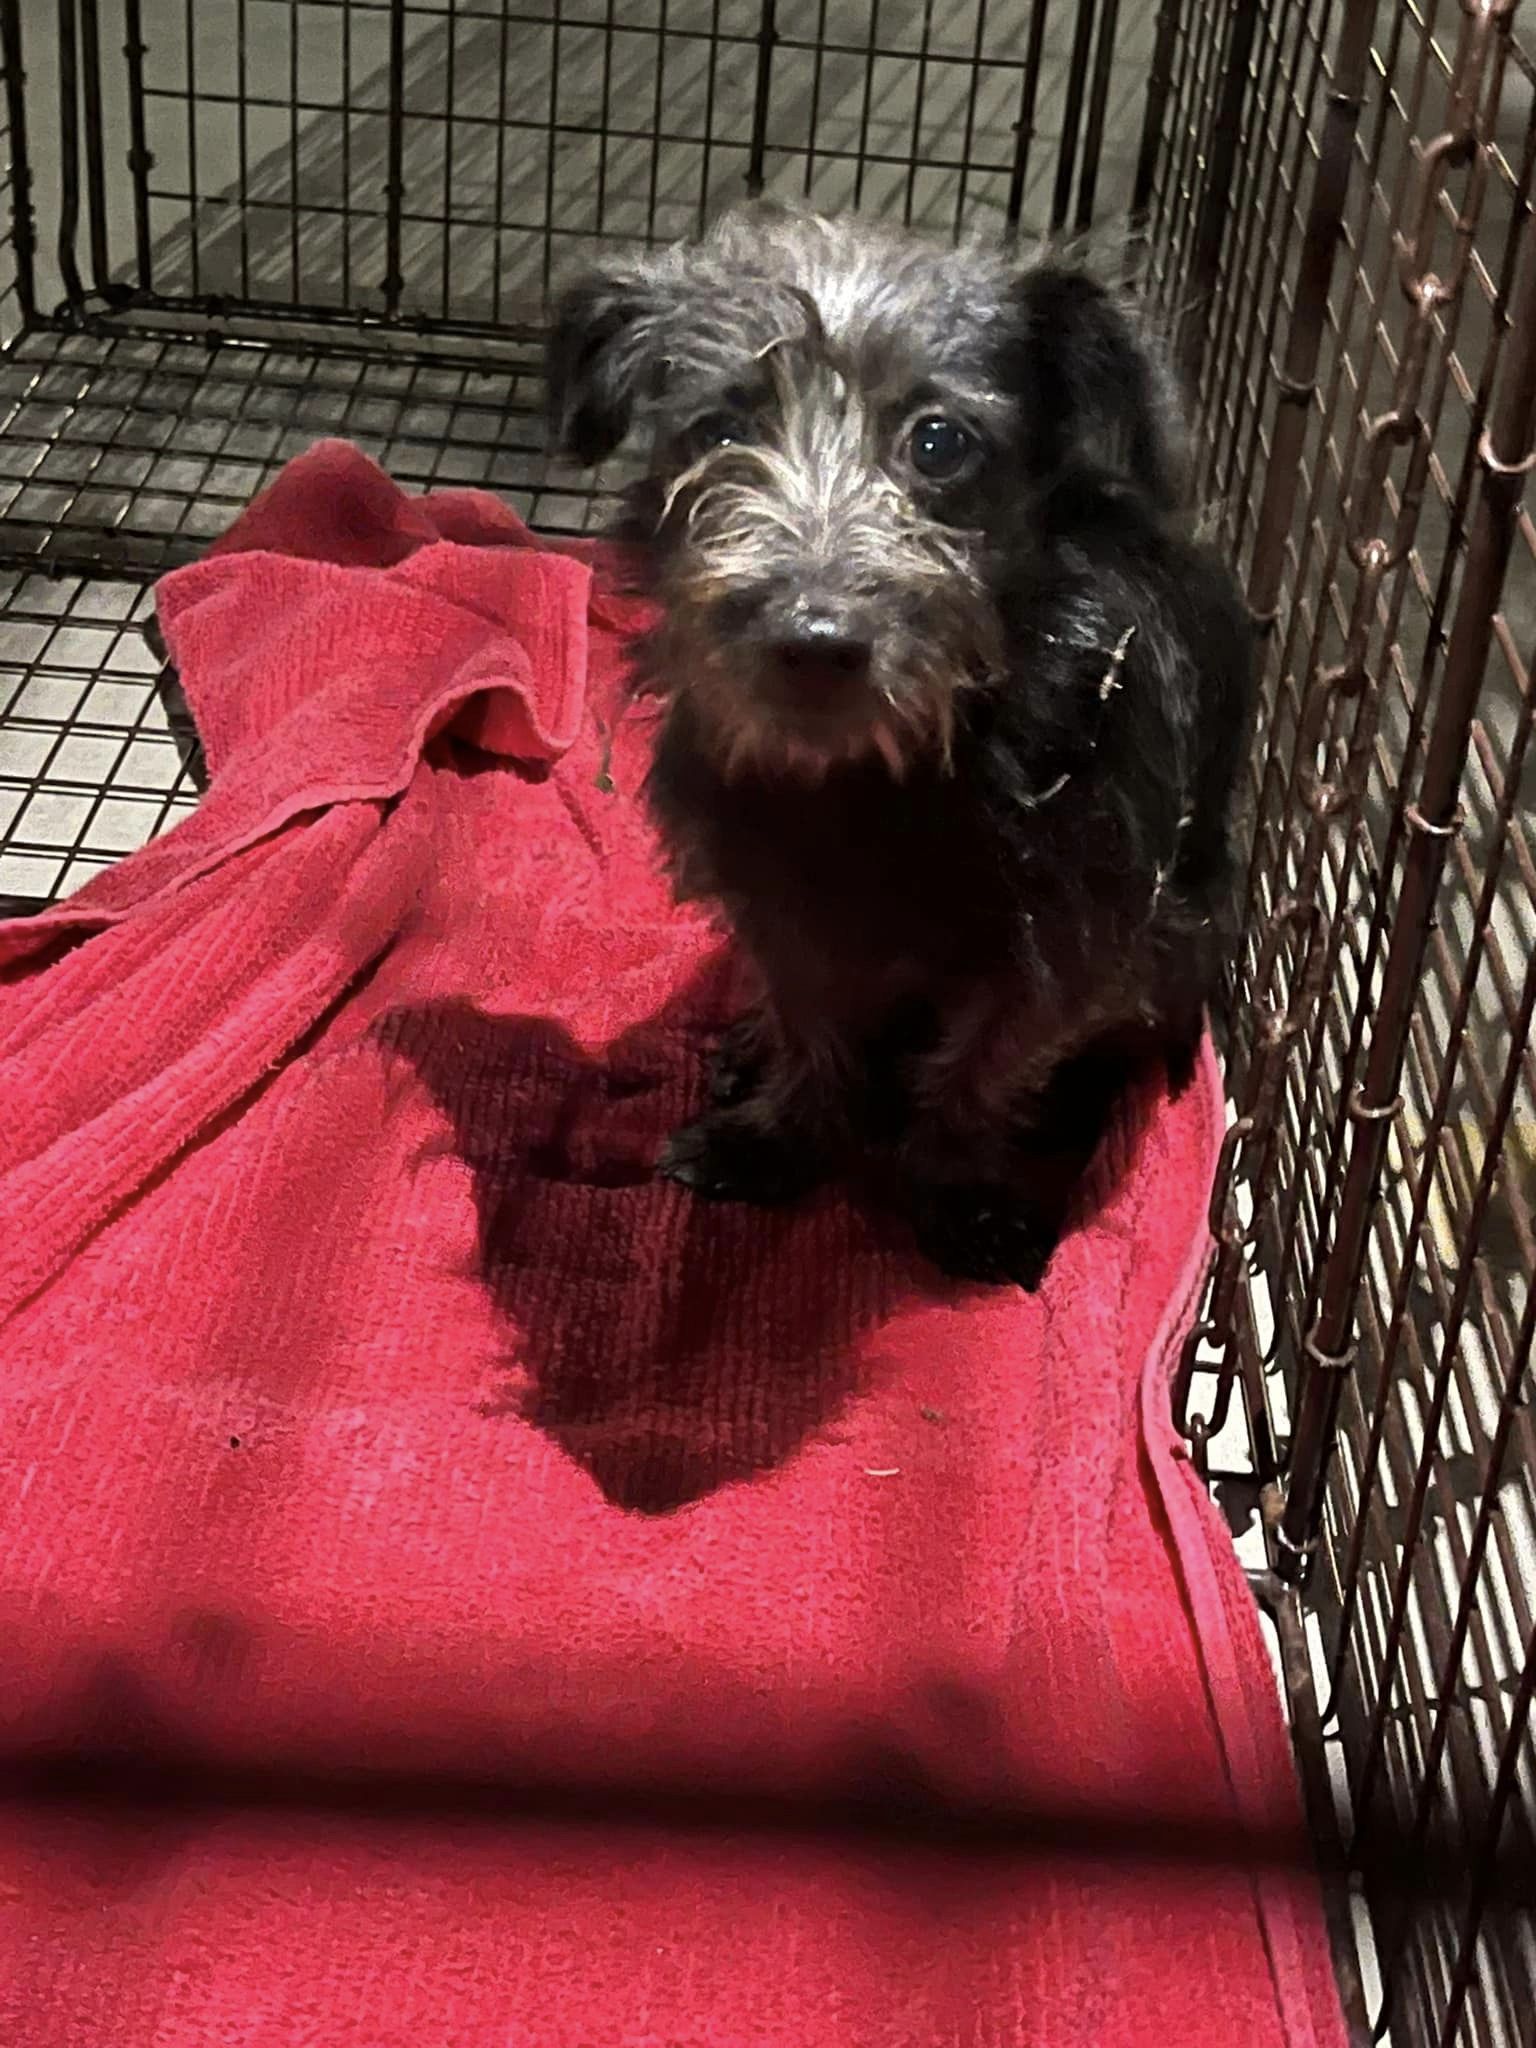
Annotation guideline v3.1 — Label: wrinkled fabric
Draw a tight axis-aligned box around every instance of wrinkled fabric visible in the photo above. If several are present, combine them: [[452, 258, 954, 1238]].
[[0, 442, 1346, 2047]]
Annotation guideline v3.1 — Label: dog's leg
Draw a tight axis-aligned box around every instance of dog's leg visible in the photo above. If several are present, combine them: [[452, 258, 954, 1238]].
[[908, 1178, 1059, 1291], [662, 1011, 841, 1206], [1159, 996, 1206, 1099], [907, 1000, 1147, 1288], [901, 992, 1075, 1291]]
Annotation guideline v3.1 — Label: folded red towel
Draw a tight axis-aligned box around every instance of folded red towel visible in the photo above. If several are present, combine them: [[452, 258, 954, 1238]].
[[0, 441, 1345, 2046]]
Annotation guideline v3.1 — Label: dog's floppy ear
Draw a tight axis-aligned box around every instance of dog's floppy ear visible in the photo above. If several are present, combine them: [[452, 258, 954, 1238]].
[[1007, 261, 1187, 508], [544, 262, 665, 466]]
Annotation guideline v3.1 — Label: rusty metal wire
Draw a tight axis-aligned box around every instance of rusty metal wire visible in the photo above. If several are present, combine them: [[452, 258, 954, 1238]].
[[1150, 0, 1536, 2039]]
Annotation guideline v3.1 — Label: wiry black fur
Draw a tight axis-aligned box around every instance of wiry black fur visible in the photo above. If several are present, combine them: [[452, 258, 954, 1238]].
[[546, 206, 1253, 1288]]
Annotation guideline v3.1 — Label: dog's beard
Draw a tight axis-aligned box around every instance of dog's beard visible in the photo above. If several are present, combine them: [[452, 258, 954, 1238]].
[[650, 553, 1002, 785], [652, 622, 982, 784], [638, 400, 1005, 782]]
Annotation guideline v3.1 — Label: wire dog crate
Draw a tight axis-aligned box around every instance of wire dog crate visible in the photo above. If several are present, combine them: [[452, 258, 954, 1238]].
[[1148, 4, 1536, 2042], [1, 3, 1533, 2044]]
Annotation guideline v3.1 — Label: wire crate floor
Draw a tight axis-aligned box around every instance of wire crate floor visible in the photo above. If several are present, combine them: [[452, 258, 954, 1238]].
[[0, 322, 622, 911], [0, 568, 193, 910], [0, 325, 610, 572]]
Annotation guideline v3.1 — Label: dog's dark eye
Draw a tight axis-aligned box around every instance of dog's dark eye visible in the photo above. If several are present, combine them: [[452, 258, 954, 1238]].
[[908, 414, 973, 480], [691, 412, 750, 451]]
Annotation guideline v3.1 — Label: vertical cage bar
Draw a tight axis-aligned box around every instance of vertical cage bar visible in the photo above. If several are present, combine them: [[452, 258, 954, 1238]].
[[0, 0, 36, 326], [594, 0, 615, 238], [952, 0, 992, 238], [121, 0, 152, 293], [489, 0, 507, 322], [181, 0, 199, 295], [1176, 0, 1261, 389], [1245, 0, 1375, 626], [646, 0, 670, 242], [902, 0, 937, 229], [698, 0, 723, 231], [382, 0, 407, 318], [339, 0, 352, 308], [441, 0, 459, 319], [291, 0, 304, 307], [852, 0, 880, 211], [1051, 0, 1099, 233], [54, 0, 86, 313], [803, 0, 830, 200], [542, 0, 564, 296], [1004, 0, 1053, 243], [1217, 0, 1334, 554], [1193, 0, 1285, 505], [77, 0, 110, 292], [1074, 0, 1124, 231], [235, 0, 251, 301], [746, 0, 778, 200], [1132, 0, 1182, 222]]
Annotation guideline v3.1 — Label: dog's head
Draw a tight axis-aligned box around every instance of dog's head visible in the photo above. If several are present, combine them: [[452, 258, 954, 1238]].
[[546, 205, 1185, 780]]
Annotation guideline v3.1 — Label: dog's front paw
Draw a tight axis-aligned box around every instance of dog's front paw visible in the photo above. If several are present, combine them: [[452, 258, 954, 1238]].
[[659, 1112, 824, 1206], [910, 1184, 1057, 1291]]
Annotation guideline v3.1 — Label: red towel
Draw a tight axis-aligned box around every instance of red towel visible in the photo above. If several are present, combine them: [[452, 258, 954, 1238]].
[[0, 442, 1345, 2047]]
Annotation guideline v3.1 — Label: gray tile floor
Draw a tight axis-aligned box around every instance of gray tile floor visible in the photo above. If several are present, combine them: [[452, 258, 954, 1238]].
[[18, 1, 1153, 322]]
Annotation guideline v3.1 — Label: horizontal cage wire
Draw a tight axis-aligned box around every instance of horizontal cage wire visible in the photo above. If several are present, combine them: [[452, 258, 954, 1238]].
[[1163, 0, 1536, 2041]]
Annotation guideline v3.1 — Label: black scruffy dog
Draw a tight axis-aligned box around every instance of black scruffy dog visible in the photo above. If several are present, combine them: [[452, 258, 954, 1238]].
[[545, 204, 1253, 1289]]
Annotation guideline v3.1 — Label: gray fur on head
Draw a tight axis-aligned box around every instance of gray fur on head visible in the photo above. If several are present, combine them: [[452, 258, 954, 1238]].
[[546, 203, 1188, 779], [546, 205, 1184, 481]]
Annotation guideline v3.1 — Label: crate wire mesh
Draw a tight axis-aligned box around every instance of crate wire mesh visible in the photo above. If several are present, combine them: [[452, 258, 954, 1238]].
[[0, 567, 196, 912], [3, 1, 1536, 2043], [1144, 0, 1536, 2040], [0, 0, 1160, 570]]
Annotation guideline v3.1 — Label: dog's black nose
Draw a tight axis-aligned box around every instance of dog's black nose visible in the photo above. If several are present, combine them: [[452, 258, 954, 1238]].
[[767, 612, 872, 683]]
